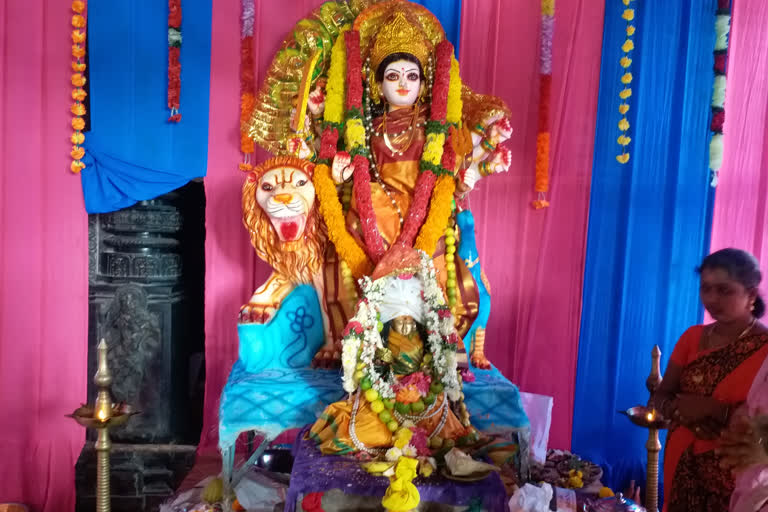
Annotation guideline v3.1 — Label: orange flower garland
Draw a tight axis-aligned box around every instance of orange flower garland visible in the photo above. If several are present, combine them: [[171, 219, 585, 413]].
[[313, 163, 374, 278], [533, 0, 554, 209], [414, 175, 456, 255], [70, 0, 87, 174]]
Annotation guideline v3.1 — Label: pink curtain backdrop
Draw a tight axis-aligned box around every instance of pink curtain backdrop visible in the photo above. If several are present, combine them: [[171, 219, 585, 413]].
[[203, 0, 604, 450], [709, 0, 768, 289], [0, 0, 89, 509], [458, 0, 603, 448]]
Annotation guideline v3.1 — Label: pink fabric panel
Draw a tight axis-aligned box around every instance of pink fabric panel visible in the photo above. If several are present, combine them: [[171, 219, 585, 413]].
[[459, 0, 604, 449], [0, 0, 89, 508], [709, 0, 768, 295], [202, 0, 327, 448]]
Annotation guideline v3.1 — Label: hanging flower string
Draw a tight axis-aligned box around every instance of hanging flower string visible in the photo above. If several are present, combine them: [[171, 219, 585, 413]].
[[239, 0, 256, 170], [616, 0, 635, 164], [709, 0, 731, 187], [70, 0, 87, 173], [167, 0, 182, 122], [532, 0, 554, 209]]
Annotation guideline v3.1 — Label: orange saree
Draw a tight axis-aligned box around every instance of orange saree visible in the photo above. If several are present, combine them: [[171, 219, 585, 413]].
[[663, 326, 768, 512]]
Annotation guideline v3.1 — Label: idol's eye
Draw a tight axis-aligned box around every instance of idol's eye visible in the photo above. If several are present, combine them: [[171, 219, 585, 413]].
[[385, 71, 400, 81], [296, 179, 307, 187], [407, 72, 419, 82], [261, 183, 274, 192]]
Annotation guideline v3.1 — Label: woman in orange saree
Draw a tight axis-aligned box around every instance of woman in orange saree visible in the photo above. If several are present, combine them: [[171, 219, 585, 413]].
[[653, 249, 768, 512]]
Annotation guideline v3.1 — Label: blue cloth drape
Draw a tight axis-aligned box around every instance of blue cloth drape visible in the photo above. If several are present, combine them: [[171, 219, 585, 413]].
[[572, 0, 717, 493], [81, 0, 212, 213], [411, 0, 461, 53]]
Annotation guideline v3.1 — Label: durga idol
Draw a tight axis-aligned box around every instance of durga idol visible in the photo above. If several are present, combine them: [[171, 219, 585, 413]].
[[245, 0, 514, 369]]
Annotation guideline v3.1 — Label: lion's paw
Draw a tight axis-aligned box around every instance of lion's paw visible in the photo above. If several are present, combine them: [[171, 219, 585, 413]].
[[238, 303, 277, 324], [470, 352, 491, 370], [312, 347, 341, 369]]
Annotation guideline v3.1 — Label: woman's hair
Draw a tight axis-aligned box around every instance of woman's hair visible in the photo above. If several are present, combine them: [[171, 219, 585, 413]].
[[374, 52, 425, 83], [697, 248, 765, 318]]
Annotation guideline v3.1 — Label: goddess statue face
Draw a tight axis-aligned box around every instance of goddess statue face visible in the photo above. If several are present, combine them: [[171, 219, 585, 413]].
[[391, 315, 417, 337], [379, 59, 422, 110], [255, 166, 315, 242]]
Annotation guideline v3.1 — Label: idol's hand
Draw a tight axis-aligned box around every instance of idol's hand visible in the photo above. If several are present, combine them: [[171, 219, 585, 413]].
[[486, 147, 512, 174], [331, 151, 353, 184], [307, 82, 326, 117], [460, 166, 481, 191], [287, 136, 314, 160], [486, 117, 513, 146]]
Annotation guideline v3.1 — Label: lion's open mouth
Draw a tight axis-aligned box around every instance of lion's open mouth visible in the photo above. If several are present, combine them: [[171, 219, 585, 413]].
[[271, 214, 307, 241]]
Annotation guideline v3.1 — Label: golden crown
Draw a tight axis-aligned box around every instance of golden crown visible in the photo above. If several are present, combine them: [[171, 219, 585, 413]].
[[368, 7, 432, 73]]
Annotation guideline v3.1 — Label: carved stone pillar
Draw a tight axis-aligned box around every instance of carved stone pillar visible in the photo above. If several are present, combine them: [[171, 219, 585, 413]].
[[77, 183, 205, 512]]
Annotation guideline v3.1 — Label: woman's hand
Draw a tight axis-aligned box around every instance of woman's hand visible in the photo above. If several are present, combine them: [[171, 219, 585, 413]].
[[671, 394, 731, 438], [719, 414, 768, 471]]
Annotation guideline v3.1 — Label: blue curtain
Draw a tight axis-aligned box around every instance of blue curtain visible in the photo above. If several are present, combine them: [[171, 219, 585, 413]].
[[411, 0, 461, 53], [572, 0, 717, 493], [81, 0, 212, 213]]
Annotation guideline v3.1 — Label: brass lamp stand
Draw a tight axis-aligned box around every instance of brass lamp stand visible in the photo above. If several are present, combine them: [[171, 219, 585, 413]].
[[620, 345, 669, 512], [68, 340, 137, 512]]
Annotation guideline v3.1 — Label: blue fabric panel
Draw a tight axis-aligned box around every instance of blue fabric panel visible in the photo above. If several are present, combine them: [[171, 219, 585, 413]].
[[411, 0, 461, 53], [572, 0, 716, 493], [81, 0, 212, 213], [456, 210, 491, 355], [238, 285, 326, 373]]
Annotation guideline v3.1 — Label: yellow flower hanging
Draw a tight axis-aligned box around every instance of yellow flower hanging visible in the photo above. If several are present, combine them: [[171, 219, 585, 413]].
[[616, 153, 630, 164], [617, 135, 631, 146], [627, 26, 636, 36], [621, 72, 633, 84], [622, 0, 630, 5], [618, 118, 630, 131], [620, 56, 632, 68], [619, 88, 632, 99], [619, 103, 629, 114], [622, 9, 635, 21], [622, 39, 635, 53]]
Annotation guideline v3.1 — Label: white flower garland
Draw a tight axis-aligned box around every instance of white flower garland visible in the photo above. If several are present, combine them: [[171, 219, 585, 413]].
[[340, 251, 460, 400]]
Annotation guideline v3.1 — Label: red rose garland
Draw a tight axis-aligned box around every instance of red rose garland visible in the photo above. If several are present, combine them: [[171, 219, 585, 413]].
[[167, 0, 182, 122]]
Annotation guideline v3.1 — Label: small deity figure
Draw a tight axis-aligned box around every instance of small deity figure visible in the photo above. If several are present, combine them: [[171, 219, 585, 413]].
[[310, 247, 476, 455]]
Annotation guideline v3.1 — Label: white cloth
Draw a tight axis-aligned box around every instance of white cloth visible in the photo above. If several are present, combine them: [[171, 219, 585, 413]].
[[508, 483, 554, 512], [378, 276, 424, 324]]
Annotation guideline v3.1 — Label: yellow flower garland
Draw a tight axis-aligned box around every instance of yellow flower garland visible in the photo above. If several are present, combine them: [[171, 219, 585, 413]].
[[446, 55, 462, 125], [422, 132, 446, 165], [313, 163, 373, 278], [414, 174, 456, 254], [344, 118, 366, 150], [324, 30, 347, 126], [70, 0, 87, 174]]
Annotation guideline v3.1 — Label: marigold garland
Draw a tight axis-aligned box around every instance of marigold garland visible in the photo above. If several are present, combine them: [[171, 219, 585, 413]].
[[708, 0, 731, 187], [167, 0, 182, 122], [238, 0, 256, 169], [70, 0, 87, 174], [446, 56, 462, 125], [616, 1, 636, 164], [313, 163, 373, 278], [414, 175, 456, 254], [533, 0, 554, 208]]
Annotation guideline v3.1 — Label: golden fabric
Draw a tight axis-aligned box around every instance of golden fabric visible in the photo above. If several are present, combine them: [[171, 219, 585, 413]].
[[347, 106, 426, 246], [388, 329, 424, 375]]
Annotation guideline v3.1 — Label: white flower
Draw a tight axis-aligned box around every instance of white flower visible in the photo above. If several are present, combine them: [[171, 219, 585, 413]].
[[402, 444, 417, 457], [385, 447, 403, 461]]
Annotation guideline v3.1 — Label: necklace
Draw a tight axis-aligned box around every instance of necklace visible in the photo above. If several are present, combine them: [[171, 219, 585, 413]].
[[381, 105, 419, 156], [707, 317, 757, 348]]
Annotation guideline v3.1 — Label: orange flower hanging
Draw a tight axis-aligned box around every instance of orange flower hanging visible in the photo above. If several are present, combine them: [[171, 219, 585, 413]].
[[69, 0, 87, 173]]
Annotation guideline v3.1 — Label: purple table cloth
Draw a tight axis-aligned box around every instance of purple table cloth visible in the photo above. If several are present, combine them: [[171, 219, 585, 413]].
[[285, 426, 508, 512]]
